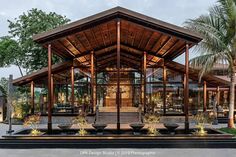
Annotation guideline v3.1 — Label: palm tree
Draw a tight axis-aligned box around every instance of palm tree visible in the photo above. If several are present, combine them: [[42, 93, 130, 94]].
[[185, 0, 236, 128]]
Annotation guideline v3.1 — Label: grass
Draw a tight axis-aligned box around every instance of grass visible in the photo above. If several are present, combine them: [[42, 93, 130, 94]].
[[219, 128, 236, 135]]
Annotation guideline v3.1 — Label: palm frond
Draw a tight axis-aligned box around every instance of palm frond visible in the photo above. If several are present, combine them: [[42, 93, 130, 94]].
[[190, 52, 227, 79]]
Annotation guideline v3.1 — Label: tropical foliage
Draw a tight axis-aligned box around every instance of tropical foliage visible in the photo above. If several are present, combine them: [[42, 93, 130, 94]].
[[185, 0, 236, 128], [23, 114, 41, 136], [144, 113, 160, 135], [72, 115, 88, 136], [0, 77, 8, 97]]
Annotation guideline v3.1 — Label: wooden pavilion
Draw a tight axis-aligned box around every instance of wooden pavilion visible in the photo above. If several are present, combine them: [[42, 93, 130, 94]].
[[12, 7, 230, 133]]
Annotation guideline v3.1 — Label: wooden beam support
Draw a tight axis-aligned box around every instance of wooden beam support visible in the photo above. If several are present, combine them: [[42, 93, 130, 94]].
[[163, 63, 167, 115], [71, 66, 75, 111], [197, 82, 201, 110], [143, 51, 147, 113], [117, 18, 121, 133], [65, 78, 69, 102], [57, 40, 75, 57], [30, 81, 35, 114], [203, 81, 207, 112], [184, 43, 189, 133], [95, 61, 98, 108], [91, 51, 95, 113], [156, 37, 172, 55], [217, 86, 220, 105], [66, 37, 82, 54], [47, 44, 52, 133], [51, 74, 54, 112], [75, 51, 91, 58], [162, 39, 180, 57]]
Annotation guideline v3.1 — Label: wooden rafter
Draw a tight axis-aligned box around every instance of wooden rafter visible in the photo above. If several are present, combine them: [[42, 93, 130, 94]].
[[156, 36, 172, 55]]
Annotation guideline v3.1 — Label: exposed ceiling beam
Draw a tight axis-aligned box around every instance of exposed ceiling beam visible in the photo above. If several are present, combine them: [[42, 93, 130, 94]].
[[162, 39, 180, 57], [155, 36, 172, 55], [57, 40, 75, 57]]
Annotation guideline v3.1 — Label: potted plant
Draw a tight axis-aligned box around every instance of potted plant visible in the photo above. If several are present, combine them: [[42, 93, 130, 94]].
[[23, 114, 42, 136], [193, 112, 212, 136], [72, 115, 88, 136], [144, 113, 160, 135]]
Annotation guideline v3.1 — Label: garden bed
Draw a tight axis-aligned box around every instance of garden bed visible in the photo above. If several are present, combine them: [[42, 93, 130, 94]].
[[2, 128, 234, 139]]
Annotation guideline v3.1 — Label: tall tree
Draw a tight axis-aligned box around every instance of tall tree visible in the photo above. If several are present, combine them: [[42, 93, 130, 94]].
[[185, 0, 236, 128], [0, 8, 70, 74], [0, 77, 8, 97], [0, 36, 24, 76]]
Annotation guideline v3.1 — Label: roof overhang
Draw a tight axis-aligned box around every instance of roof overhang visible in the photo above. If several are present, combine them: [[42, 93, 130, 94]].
[[32, 7, 202, 70]]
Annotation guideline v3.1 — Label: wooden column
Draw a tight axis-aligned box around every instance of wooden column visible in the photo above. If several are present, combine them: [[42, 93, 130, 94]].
[[140, 70, 143, 105], [87, 77, 89, 95], [51, 74, 54, 110], [47, 44, 52, 133], [65, 78, 69, 102], [217, 86, 220, 105], [163, 61, 167, 115], [197, 82, 201, 109], [117, 18, 121, 132], [203, 81, 207, 112], [95, 62, 98, 107], [143, 51, 147, 113], [184, 43, 189, 132], [30, 81, 35, 114], [91, 51, 94, 113], [71, 66, 74, 112]]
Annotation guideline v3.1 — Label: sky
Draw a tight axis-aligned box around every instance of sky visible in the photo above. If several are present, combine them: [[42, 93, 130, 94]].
[[0, 0, 217, 79]]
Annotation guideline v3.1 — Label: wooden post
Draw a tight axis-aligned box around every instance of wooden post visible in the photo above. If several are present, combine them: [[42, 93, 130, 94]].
[[95, 61, 98, 107], [30, 81, 35, 114], [143, 51, 147, 113], [66, 78, 68, 102], [184, 43, 189, 132], [140, 70, 143, 105], [163, 61, 167, 115], [217, 86, 220, 105], [117, 18, 121, 132], [203, 81, 207, 112], [47, 44, 52, 133], [51, 74, 54, 110], [91, 51, 94, 113], [197, 82, 201, 110], [71, 66, 74, 112]]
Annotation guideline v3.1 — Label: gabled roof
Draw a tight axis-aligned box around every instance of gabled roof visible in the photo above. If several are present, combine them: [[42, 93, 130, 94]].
[[12, 61, 73, 86], [32, 7, 202, 70], [165, 61, 229, 87], [33, 7, 202, 43]]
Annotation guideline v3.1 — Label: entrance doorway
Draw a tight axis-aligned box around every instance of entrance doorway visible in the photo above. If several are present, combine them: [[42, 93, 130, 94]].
[[96, 71, 141, 109]]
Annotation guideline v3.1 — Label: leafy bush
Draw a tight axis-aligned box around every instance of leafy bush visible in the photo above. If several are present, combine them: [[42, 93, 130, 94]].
[[13, 102, 30, 120]]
